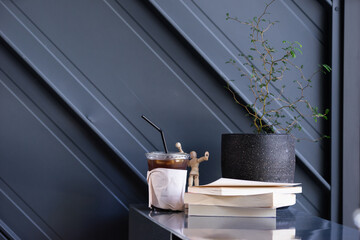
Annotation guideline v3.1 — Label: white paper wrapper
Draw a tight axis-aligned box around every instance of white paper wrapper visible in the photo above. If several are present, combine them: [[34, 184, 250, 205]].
[[147, 168, 187, 211]]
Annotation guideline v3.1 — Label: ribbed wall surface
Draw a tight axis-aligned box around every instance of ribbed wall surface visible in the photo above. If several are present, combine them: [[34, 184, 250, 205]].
[[0, 0, 333, 238]]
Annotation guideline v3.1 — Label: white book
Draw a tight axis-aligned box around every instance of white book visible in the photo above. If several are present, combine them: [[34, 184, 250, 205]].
[[184, 192, 296, 208], [188, 178, 302, 196], [200, 178, 301, 187], [187, 186, 302, 196], [188, 205, 276, 217], [187, 216, 277, 230]]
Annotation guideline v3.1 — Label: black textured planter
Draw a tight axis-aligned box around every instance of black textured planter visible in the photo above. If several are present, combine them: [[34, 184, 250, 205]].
[[221, 134, 295, 183]]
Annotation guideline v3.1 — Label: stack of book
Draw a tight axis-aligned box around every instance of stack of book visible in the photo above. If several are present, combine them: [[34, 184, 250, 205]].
[[185, 178, 302, 217]]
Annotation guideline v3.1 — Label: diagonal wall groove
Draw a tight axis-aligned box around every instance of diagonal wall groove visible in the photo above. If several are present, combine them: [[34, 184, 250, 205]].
[[0, 0, 334, 238]]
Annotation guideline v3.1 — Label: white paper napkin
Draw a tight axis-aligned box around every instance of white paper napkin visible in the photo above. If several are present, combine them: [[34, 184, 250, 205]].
[[147, 168, 187, 211]]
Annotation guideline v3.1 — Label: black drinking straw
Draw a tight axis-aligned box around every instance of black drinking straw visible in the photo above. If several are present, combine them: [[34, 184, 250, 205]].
[[141, 115, 168, 153]]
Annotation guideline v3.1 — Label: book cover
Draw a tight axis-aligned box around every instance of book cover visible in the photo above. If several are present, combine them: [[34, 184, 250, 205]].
[[187, 215, 277, 230], [200, 178, 301, 187], [184, 192, 296, 208], [187, 185, 302, 196], [188, 205, 276, 217]]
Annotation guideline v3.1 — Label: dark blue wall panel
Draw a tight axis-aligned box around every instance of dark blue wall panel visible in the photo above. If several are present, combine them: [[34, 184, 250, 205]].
[[0, 40, 146, 239], [148, 0, 332, 217], [0, 0, 333, 238]]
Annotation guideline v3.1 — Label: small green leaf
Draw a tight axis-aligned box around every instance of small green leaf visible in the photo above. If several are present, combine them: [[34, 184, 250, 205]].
[[294, 41, 302, 48], [322, 64, 332, 72], [290, 50, 296, 58], [294, 47, 303, 55]]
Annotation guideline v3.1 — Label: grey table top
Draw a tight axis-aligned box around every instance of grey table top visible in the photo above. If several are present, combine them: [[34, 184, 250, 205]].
[[130, 205, 360, 240]]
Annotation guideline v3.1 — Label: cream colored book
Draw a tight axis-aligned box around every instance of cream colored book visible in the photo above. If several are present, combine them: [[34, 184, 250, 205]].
[[187, 216, 276, 230], [188, 178, 302, 196], [184, 192, 296, 208], [188, 185, 302, 196], [188, 205, 276, 217], [200, 178, 301, 187], [183, 228, 298, 240]]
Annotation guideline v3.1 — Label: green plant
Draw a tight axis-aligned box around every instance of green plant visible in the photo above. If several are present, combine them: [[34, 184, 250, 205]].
[[225, 0, 330, 139]]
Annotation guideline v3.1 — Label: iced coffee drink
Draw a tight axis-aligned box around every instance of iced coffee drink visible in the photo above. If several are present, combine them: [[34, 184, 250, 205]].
[[146, 152, 189, 171], [146, 151, 189, 211]]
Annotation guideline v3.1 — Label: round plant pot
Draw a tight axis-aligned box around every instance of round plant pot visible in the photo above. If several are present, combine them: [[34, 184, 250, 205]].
[[221, 134, 295, 183]]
